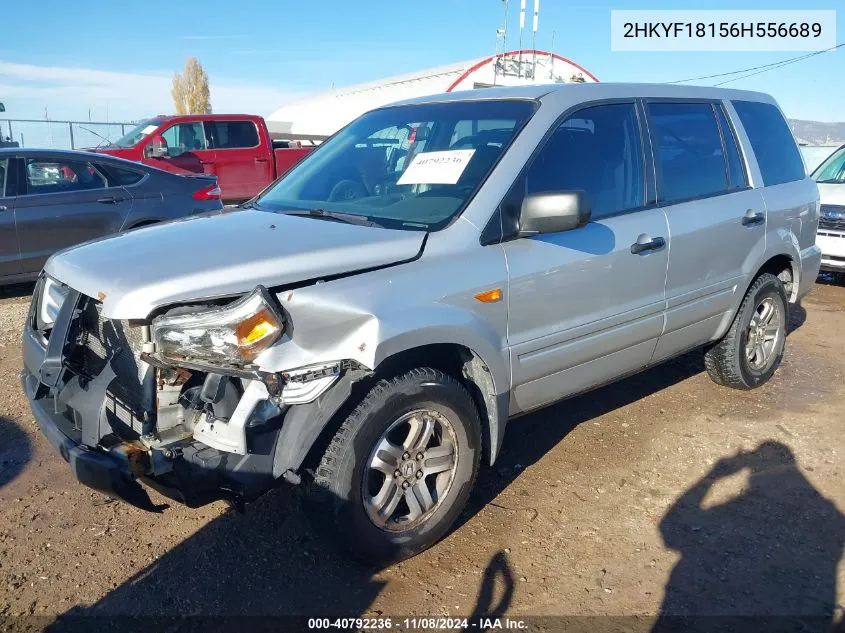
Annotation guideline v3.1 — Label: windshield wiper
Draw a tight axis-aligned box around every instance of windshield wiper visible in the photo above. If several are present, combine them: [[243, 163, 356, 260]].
[[815, 179, 844, 184], [283, 208, 383, 228]]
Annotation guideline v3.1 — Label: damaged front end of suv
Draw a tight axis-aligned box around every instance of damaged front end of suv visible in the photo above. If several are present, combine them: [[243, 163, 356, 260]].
[[21, 96, 532, 561], [21, 275, 375, 511]]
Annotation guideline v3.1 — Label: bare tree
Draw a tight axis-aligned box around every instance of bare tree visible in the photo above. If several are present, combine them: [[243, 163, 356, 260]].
[[171, 57, 212, 115]]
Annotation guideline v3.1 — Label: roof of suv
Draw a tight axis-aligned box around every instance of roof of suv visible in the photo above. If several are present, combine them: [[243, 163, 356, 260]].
[[391, 82, 776, 108]]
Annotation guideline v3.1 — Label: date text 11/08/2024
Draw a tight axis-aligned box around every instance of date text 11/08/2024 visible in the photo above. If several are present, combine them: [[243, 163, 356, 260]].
[[307, 617, 528, 630]]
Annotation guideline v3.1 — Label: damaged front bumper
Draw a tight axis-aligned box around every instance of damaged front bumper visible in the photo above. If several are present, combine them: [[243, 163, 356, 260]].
[[21, 279, 362, 511]]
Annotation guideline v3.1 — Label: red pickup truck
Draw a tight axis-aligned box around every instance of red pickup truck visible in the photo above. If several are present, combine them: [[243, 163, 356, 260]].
[[92, 114, 315, 202]]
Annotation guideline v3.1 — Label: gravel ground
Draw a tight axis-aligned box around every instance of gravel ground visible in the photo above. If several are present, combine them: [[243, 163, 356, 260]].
[[0, 278, 844, 631]]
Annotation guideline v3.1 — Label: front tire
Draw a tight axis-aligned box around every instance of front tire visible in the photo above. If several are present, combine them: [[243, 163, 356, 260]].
[[313, 368, 482, 563], [704, 273, 788, 390]]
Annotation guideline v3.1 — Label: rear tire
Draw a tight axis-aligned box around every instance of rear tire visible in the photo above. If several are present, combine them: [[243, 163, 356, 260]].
[[312, 367, 481, 564], [704, 273, 788, 390]]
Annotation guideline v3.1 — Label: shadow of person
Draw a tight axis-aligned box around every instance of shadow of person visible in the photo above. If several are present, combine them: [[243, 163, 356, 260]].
[[653, 441, 845, 633], [0, 416, 32, 489], [466, 551, 515, 630]]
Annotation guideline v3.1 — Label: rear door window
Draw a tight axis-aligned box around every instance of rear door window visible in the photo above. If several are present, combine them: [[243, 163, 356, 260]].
[[23, 158, 107, 194], [648, 102, 729, 204], [160, 122, 207, 157], [205, 121, 260, 149], [732, 100, 805, 186], [523, 102, 645, 218]]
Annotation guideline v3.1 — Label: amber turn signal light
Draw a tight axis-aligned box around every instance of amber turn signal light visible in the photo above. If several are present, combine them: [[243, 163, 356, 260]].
[[474, 288, 503, 303]]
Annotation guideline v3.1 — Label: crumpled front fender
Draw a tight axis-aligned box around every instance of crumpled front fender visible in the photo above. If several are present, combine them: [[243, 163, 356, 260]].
[[256, 265, 510, 395]]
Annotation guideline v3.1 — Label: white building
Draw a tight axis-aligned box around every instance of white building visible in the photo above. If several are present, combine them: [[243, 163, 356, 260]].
[[266, 49, 598, 138]]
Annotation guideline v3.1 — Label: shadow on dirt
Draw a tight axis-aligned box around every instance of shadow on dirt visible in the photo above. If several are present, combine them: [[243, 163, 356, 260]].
[[47, 487, 515, 630], [463, 348, 708, 524], [466, 550, 515, 625], [817, 271, 845, 287], [787, 301, 807, 334], [0, 281, 35, 301], [652, 441, 845, 633], [0, 416, 32, 489]]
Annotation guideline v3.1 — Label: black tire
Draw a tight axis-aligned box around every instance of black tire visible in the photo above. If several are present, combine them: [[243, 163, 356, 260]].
[[704, 273, 788, 390], [312, 368, 482, 564]]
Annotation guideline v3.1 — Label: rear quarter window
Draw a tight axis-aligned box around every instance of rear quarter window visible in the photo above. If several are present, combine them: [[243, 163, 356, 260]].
[[731, 100, 805, 186], [99, 164, 145, 186]]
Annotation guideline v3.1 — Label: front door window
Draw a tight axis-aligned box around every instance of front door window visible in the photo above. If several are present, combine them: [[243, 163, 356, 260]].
[[160, 123, 207, 157]]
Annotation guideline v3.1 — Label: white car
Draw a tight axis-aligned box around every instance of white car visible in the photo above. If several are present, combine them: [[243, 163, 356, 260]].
[[813, 144, 845, 273]]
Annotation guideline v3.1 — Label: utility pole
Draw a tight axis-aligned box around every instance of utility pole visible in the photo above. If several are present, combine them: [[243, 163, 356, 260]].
[[502, 0, 509, 53], [518, 0, 525, 77], [531, 0, 539, 79]]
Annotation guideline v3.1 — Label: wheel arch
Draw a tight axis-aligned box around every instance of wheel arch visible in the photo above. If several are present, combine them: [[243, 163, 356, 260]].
[[369, 342, 508, 467], [296, 342, 509, 476], [754, 253, 797, 302]]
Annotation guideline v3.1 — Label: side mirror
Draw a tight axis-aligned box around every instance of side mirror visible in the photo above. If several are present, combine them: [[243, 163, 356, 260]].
[[518, 190, 592, 236], [144, 136, 168, 158]]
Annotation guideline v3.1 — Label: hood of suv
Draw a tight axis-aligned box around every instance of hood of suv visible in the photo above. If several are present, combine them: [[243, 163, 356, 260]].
[[45, 209, 426, 319], [818, 183, 845, 206]]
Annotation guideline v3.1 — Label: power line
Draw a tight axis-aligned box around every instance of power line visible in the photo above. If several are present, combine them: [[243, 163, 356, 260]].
[[713, 42, 843, 86], [667, 49, 825, 84], [666, 42, 843, 86]]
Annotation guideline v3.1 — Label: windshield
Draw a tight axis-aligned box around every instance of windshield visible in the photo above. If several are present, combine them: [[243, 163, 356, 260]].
[[113, 118, 166, 148], [256, 100, 536, 230], [812, 145, 845, 184]]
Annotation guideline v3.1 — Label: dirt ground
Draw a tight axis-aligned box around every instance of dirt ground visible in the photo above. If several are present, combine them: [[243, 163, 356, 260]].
[[1, 277, 844, 631]]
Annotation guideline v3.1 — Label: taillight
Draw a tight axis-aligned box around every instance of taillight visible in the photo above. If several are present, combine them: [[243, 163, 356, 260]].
[[193, 183, 221, 200]]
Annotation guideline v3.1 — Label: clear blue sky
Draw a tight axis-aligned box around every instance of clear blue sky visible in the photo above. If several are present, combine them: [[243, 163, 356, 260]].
[[1, 0, 842, 122]]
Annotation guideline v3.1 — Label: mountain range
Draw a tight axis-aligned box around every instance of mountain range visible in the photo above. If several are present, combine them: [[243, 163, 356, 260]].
[[788, 119, 845, 146]]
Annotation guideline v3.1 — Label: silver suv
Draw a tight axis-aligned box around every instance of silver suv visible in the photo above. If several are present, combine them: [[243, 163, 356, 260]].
[[22, 84, 821, 562]]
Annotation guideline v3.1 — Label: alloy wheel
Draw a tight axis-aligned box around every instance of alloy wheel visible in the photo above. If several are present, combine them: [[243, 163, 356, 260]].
[[362, 409, 458, 531]]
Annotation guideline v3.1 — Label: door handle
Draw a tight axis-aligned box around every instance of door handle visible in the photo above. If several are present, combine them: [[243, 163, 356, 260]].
[[199, 160, 214, 165], [254, 157, 269, 163], [742, 210, 765, 226], [630, 235, 666, 255], [96, 196, 125, 204]]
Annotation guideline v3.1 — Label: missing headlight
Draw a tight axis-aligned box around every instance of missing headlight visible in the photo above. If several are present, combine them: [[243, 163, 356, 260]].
[[37, 276, 70, 331]]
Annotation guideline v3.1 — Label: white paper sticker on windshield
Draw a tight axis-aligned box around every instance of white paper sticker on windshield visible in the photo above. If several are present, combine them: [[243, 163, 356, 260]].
[[396, 149, 476, 185], [141, 124, 158, 135]]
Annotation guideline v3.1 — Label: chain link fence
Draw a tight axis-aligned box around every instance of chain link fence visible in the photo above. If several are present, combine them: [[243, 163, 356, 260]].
[[0, 119, 138, 150]]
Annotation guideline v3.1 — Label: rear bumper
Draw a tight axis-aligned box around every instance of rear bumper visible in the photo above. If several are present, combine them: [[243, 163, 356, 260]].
[[816, 231, 845, 271]]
